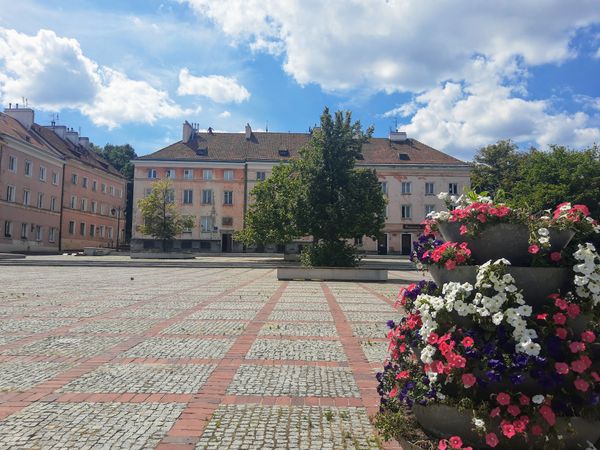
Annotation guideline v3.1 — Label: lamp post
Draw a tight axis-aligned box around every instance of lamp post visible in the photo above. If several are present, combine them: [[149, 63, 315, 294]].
[[111, 207, 121, 251]]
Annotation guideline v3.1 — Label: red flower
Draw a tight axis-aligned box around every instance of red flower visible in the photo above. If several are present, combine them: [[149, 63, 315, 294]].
[[536, 313, 548, 320], [462, 336, 474, 347], [501, 422, 516, 438], [569, 341, 586, 353], [507, 405, 521, 417], [496, 392, 511, 406], [553, 313, 567, 325], [574, 378, 590, 392], [485, 432, 499, 448], [438, 439, 447, 450], [427, 332, 439, 345], [572, 204, 590, 216], [555, 362, 570, 375], [449, 436, 463, 449], [567, 303, 581, 318], [571, 359, 589, 374], [389, 386, 398, 397], [555, 328, 568, 339], [462, 373, 477, 388], [539, 405, 556, 426], [531, 424, 543, 436], [477, 213, 487, 223], [490, 407, 500, 417], [581, 330, 596, 343], [550, 251, 562, 262], [445, 259, 457, 270], [519, 394, 530, 406], [459, 225, 468, 235], [528, 245, 540, 254], [592, 372, 600, 382], [554, 298, 568, 310], [396, 370, 410, 379], [513, 419, 526, 433]]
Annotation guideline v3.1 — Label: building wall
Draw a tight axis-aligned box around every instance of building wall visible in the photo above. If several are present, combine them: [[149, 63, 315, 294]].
[[0, 141, 63, 253], [61, 160, 127, 250]]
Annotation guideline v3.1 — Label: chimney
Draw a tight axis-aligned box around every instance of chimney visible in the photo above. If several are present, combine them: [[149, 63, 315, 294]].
[[45, 124, 67, 139], [182, 121, 193, 142], [245, 123, 252, 140], [65, 128, 79, 145], [389, 130, 408, 142], [79, 137, 90, 149], [3, 105, 35, 129]]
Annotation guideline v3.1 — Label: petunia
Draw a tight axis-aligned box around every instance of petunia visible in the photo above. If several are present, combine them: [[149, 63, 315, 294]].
[[539, 405, 556, 426], [555, 362, 570, 375], [449, 436, 463, 449], [555, 328, 568, 339], [485, 432, 499, 447], [496, 392, 511, 406], [507, 404, 521, 417], [462, 336, 474, 347], [574, 378, 590, 392], [553, 313, 567, 325], [550, 251, 562, 262], [519, 394, 530, 406], [567, 303, 581, 318], [462, 373, 477, 388], [501, 422, 516, 438], [528, 245, 540, 254], [581, 330, 596, 343]]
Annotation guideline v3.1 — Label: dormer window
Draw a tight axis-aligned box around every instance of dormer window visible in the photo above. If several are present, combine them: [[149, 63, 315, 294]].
[[196, 148, 208, 156], [278, 149, 290, 157], [398, 153, 410, 161]]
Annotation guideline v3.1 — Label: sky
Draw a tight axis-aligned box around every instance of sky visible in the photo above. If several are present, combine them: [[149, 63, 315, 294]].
[[0, 0, 599, 160]]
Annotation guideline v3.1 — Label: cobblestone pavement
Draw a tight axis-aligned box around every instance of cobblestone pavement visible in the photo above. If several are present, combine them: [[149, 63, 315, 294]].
[[0, 266, 406, 449]]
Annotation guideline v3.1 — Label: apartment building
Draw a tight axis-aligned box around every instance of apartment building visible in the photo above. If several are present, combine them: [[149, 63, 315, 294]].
[[0, 109, 64, 253], [132, 123, 470, 255]]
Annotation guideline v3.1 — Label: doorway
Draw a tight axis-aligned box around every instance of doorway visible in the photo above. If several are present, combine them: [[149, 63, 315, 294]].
[[221, 233, 233, 252], [401, 233, 412, 255], [377, 234, 388, 255]]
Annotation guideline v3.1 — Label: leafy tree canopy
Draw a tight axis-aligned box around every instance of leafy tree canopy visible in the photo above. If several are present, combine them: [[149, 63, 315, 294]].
[[93, 143, 137, 181]]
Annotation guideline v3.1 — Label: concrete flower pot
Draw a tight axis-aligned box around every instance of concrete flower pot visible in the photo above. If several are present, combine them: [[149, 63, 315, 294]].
[[548, 228, 576, 252], [412, 404, 480, 446]]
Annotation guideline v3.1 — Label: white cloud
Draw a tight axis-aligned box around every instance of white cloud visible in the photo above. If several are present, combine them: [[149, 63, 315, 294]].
[[219, 110, 231, 118], [177, 68, 250, 103], [0, 27, 192, 129]]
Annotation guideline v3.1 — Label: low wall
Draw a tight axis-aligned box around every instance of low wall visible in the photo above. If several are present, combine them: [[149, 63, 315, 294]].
[[130, 252, 195, 259], [277, 267, 387, 281]]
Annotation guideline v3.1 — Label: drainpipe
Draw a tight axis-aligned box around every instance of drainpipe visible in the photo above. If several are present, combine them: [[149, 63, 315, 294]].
[[57, 161, 66, 253], [242, 162, 248, 253]]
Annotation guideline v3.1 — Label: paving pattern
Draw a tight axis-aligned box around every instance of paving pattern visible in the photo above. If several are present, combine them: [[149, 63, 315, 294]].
[[0, 265, 406, 449]]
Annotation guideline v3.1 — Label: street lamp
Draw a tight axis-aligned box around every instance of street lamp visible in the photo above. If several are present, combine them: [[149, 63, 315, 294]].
[[111, 207, 121, 251]]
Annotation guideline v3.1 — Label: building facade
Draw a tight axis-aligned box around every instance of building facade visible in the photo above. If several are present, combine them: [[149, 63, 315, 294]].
[[132, 123, 470, 254]]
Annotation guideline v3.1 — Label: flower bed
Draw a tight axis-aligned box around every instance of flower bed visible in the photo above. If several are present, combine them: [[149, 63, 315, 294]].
[[376, 199, 600, 449]]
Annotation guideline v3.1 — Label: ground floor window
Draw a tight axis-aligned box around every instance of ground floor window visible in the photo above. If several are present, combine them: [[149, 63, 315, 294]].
[[35, 226, 42, 242], [21, 223, 28, 239], [3, 221, 12, 238], [49, 228, 57, 243]]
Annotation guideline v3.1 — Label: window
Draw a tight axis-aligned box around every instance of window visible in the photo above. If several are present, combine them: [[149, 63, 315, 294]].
[[183, 189, 193, 204], [425, 182, 435, 196], [68, 221, 75, 234], [147, 169, 157, 179], [425, 204, 436, 216], [144, 188, 152, 198], [101, 183, 106, 193], [91, 201, 97, 213], [52, 171, 59, 185], [35, 226, 42, 242], [380, 182, 388, 195], [165, 189, 175, 203], [222, 217, 233, 226], [200, 216, 214, 232], [100, 204, 107, 215], [6, 185, 15, 202], [49, 227, 56, 243], [8, 155, 16, 172], [165, 169, 175, 179], [449, 183, 458, 195], [256, 171, 266, 181], [39, 166, 47, 181], [401, 204, 412, 219], [99, 225, 105, 238], [71, 173, 78, 184], [401, 181, 412, 194], [37, 193, 44, 209], [92, 180, 97, 191], [108, 227, 113, 239], [82, 177, 88, 188], [3, 221, 12, 238], [70, 195, 77, 209], [224, 170, 234, 181], [202, 189, 213, 204], [183, 169, 193, 180], [203, 169, 213, 180], [24, 160, 32, 177], [80, 222, 86, 236], [23, 190, 31, 206], [118, 188, 123, 198], [21, 223, 28, 239], [80, 198, 87, 211], [109, 186, 114, 196], [50, 196, 57, 211], [354, 236, 363, 246], [224, 190, 233, 205], [90, 224, 95, 237]]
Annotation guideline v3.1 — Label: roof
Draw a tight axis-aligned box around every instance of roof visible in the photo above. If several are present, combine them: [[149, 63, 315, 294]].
[[31, 124, 124, 178], [138, 131, 467, 166], [0, 113, 61, 157]]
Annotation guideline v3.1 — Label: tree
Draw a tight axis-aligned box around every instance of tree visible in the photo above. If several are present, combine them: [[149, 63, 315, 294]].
[[470, 140, 523, 197], [236, 107, 386, 266], [94, 144, 137, 181], [137, 179, 195, 251]]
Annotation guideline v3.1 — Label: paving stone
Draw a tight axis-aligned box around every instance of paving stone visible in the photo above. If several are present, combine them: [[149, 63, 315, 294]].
[[0, 360, 71, 391], [70, 319, 159, 334], [343, 311, 397, 322], [351, 323, 389, 339], [227, 365, 360, 397], [3, 336, 125, 357], [124, 337, 235, 359], [161, 321, 248, 336], [205, 302, 265, 310], [360, 340, 390, 363], [195, 405, 380, 449], [60, 363, 216, 394], [338, 303, 395, 312], [272, 302, 330, 311], [267, 311, 334, 322], [0, 401, 185, 449], [188, 310, 259, 320], [26, 307, 113, 318], [116, 308, 181, 319], [259, 322, 337, 337], [0, 318, 74, 334], [246, 339, 346, 361]]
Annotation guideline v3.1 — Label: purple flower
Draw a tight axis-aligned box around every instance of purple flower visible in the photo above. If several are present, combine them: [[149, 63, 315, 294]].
[[386, 320, 396, 329]]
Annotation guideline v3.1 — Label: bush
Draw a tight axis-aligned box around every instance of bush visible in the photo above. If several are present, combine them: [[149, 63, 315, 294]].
[[299, 241, 361, 267]]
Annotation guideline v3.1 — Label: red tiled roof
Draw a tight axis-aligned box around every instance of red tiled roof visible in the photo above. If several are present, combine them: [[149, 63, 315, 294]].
[[0, 113, 59, 156], [138, 131, 467, 166]]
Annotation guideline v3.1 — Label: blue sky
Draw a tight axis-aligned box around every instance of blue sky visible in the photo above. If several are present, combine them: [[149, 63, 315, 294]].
[[0, 0, 599, 160]]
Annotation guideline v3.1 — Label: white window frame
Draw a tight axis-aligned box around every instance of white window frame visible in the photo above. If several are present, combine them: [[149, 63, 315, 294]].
[[184, 169, 194, 180], [108, 227, 113, 239], [90, 224, 95, 237], [203, 169, 213, 180], [24, 160, 32, 177], [35, 225, 42, 242], [6, 185, 16, 202], [147, 169, 157, 179], [80, 222, 86, 236], [49, 227, 56, 243], [23, 189, 31, 206], [224, 190, 233, 205], [425, 182, 435, 196], [165, 169, 175, 179], [70, 195, 77, 209], [92, 180, 98, 191], [202, 189, 213, 205], [101, 183, 106, 193], [425, 204, 436, 217], [401, 204, 412, 219], [380, 182, 388, 195], [39, 166, 47, 182], [3, 221, 12, 238], [52, 171, 59, 185], [165, 189, 175, 204], [71, 173, 78, 185], [256, 171, 266, 181], [21, 223, 28, 239], [50, 196, 57, 212], [449, 183, 458, 195], [37, 192, 44, 209], [224, 170, 234, 181], [82, 177, 88, 188], [8, 155, 17, 172], [80, 198, 88, 211], [401, 181, 412, 195], [183, 189, 193, 204], [68, 221, 75, 235], [200, 216, 214, 232], [91, 201, 97, 213]]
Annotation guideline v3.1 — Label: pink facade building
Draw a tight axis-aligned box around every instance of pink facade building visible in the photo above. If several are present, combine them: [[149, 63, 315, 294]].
[[133, 123, 470, 254]]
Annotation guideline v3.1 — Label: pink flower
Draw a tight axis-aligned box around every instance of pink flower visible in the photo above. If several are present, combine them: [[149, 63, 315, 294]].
[[427, 332, 439, 345], [550, 251, 562, 262], [554, 298, 568, 310], [555, 362, 570, 375], [462, 336, 474, 347], [507, 404, 521, 417], [531, 424, 543, 436], [485, 432, 499, 448], [519, 395, 530, 406], [592, 372, 600, 382], [462, 373, 477, 388], [581, 331, 596, 343], [575, 377, 590, 392], [553, 313, 567, 325], [513, 419, 526, 433], [490, 407, 500, 418], [395, 370, 410, 379], [539, 405, 556, 426], [445, 259, 457, 270], [567, 303, 581, 318], [528, 245, 540, 254], [449, 436, 463, 449], [477, 213, 487, 223], [569, 341, 586, 353], [555, 328, 568, 339], [496, 392, 511, 406], [438, 439, 447, 450], [571, 359, 588, 374], [501, 422, 516, 438], [389, 386, 398, 397], [459, 225, 468, 235]]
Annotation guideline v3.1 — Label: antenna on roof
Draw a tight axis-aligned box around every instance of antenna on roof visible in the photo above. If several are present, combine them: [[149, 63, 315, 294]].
[[266, 120, 268, 132], [394, 117, 398, 131]]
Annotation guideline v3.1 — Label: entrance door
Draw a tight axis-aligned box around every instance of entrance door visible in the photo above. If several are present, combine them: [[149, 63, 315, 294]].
[[377, 234, 388, 255], [221, 234, 233, 252], [401, 233, 412, 255]]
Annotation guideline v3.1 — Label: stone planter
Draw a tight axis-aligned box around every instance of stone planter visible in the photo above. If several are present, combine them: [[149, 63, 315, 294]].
[[412, 404, 480, 446], [428, 265, 570, 307], [548, 228, 576, 252]]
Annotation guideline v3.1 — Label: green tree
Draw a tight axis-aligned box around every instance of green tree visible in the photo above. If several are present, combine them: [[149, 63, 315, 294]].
[[470, 140, 523, 197], [236, 107, 386, 266], [137, 179, 195, 251], [95, 144, 137, 181]]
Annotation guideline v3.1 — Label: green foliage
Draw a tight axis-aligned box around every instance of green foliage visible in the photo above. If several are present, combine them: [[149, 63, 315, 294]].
[[94, 144, 137, 181], [299, 240, 361, 267], [470, 140, 523, 195], [237, 107, 386, 266], [137, 179, 195, 248]]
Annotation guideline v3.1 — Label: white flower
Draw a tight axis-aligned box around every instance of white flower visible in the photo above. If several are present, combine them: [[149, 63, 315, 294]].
[[492, 312, 503, 325], [539, 236, 549, 244], [538, 228, 549, 237], [437, 192, 449, 200], [420, 345, 436, 364], [532, 395, 545, 404], [472, 418, 485, 429]]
